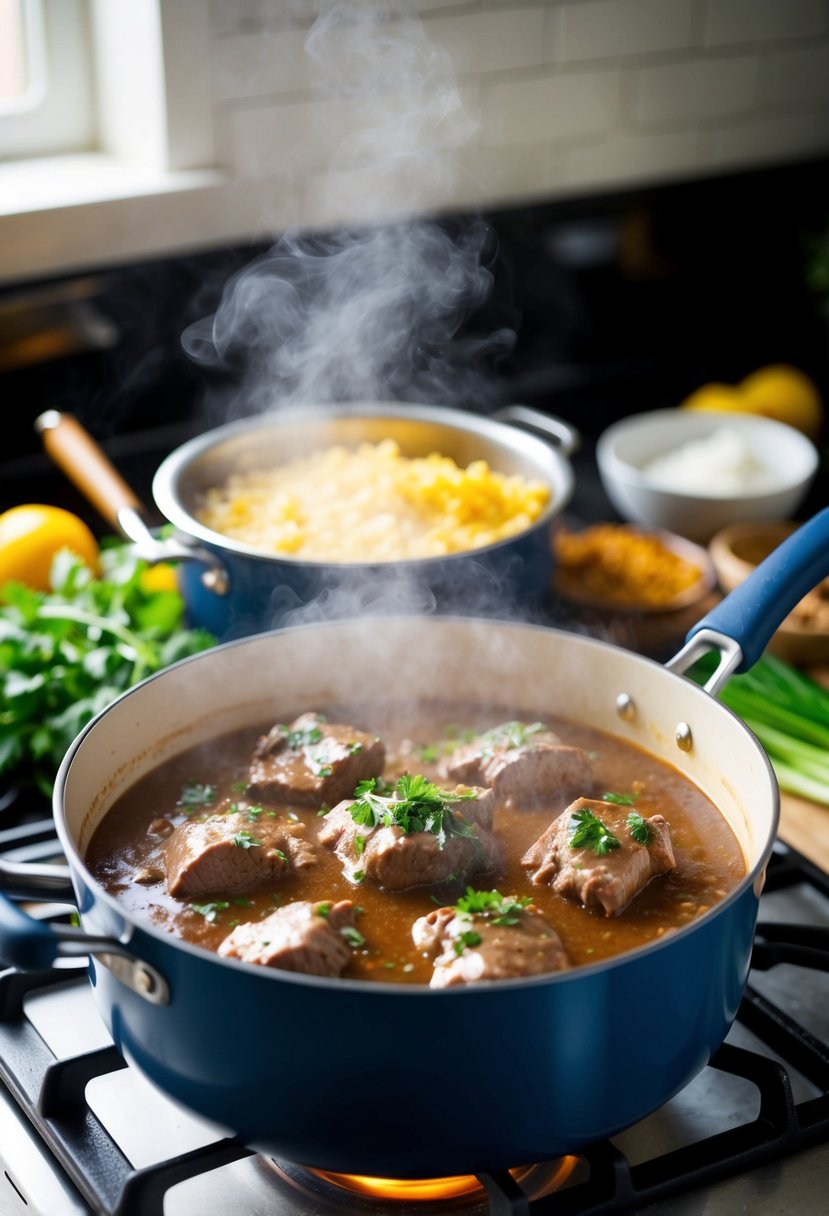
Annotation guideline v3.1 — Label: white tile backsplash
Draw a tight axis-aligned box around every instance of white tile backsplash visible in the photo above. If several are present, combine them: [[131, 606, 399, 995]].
[[205, 0, 829, 232], [633, 55, 759, 126], [761, 43, 829, 110], [700, 108, 829, 169], [556, 0, 695, 63], [482, 69, 620, 146], [423, 7, 546, 76], [704, 0, 828, 47]]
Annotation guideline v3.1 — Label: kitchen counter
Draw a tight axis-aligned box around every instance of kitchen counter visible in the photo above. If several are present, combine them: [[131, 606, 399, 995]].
[[780, 789, 829, 871]]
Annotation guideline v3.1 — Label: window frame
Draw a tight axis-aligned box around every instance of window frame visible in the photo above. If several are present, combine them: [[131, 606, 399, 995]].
[[0, 0, 96, 162]]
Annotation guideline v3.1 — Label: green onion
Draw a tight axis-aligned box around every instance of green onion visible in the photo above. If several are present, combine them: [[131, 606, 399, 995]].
[[702, 654, 829, 807]]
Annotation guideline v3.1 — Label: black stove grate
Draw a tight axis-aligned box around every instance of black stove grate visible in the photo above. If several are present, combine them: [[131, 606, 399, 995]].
[[1, 817, 828, 1216]]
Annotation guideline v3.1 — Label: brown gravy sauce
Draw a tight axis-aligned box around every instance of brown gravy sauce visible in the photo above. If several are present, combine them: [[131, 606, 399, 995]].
[[86, 701, 747, 984]]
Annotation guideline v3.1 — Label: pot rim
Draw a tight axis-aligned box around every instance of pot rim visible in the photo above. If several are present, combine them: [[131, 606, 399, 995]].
[[151, 402, 575, 567], [53, 615, 778, 997]]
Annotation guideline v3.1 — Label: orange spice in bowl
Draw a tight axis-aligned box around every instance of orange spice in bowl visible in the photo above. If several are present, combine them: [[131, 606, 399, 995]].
[[553, 522, 713, 613]]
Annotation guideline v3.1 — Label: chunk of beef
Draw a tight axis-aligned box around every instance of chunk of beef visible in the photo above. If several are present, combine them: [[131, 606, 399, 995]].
[[318, 785, 498, 891], [522, 796, 676, 916], [247, 712, 385, 808], [218, 899, 358, 975], [165, 812, 317, 899], [441, 721, 593, 809], [412, 902, 570, 988]]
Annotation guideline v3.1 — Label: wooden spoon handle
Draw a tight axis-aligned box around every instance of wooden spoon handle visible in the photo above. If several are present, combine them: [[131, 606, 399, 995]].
[[35, 410, 145, 533]]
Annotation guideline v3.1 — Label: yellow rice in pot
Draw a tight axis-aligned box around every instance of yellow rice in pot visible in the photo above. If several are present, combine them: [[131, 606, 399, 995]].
[[196, 439, 550, 562]]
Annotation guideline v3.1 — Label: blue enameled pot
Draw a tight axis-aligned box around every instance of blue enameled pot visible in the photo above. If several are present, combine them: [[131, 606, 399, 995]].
[[1, 508, 827, 1177]]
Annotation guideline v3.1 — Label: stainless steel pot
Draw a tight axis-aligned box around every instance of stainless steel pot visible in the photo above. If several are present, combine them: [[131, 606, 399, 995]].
[[38, 404, 578, 638]]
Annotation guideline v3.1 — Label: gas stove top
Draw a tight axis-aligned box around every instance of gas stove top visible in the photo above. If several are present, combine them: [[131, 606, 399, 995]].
[[1, 807, 827, 1216], [2, 390, 828, 1213]]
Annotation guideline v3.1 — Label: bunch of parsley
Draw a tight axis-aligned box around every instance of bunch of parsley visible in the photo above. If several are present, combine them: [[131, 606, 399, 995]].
[[0, 546, 215, 797]]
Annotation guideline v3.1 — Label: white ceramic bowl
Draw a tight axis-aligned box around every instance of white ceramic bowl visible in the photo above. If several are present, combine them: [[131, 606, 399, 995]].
[[596, 409, 819, 542]]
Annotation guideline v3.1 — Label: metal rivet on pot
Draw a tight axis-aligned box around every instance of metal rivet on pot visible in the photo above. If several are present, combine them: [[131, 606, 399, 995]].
[[616, 693, 635, 721], [676, 723, 693, 752], [135, 967, 155, 995], [201, 568, 230, 596]]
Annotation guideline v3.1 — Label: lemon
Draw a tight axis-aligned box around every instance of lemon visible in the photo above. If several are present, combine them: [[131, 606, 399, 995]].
[[0, 504, 100, 593], [738, 364, 824, 440], [679, 382, 745, 413], [139, 562, 179, 594]]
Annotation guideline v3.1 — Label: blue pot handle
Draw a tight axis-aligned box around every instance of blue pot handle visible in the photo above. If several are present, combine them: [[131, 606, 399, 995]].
[[685, 506, 829, 672], [0, 871, 169, 1003], [0, 891, 67, 969], [667, 506, 829, 694]]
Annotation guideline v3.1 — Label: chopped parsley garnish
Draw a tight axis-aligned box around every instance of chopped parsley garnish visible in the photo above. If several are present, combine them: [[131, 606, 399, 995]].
[[315, 902, 332, 918], [414, 742, 441, 763], [627, 811, 653, 845], [231, 830, 260, 849], [191, 901, 229, 922], [349, 774, 478, 847], [352, 869, 365, 883], [314, 760, 334, 778], [354, 833, 367, 857], [601, 791, 636, 806], [274, 849, 289, 864], [455, 887, 531, 926], [569, 807, 621, 856], [348, 741, 364, 754], [246, 804, 266, 820], [234, 897, 254, 907], [453, 929, 482, 955], [480, 720, 545, 752], [179, 782, 216, 809], [278, 723, 324, 749], [340, 925, 366, 949]]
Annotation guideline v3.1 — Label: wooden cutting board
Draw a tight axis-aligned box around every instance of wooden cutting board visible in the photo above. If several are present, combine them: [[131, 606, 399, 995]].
[[779, 791, 829, 870]]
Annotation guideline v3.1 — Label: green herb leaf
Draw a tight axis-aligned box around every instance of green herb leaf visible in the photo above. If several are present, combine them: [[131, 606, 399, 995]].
[[231, 830, 260, 849], [601, 791, 636, 806], [348, 773, 478, 847], [569, 807, 621, 856], [278, 723, 323, 749], [479, 720, 545, 753], [0, 545, 215, 796], [627, 811, 653, 845], [454, 887, 531, 926], [179, 782, 217, 809], [453, 929, 482, 956], [191, 901, 229, 923], [340, 925, 366, 948]]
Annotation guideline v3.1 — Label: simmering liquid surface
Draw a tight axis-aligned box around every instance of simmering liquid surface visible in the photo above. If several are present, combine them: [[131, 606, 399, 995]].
[[86, 701, 747, 984]]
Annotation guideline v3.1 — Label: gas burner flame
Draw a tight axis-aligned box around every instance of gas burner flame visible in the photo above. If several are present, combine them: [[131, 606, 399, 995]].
[[270, 1156, 580, 1207]]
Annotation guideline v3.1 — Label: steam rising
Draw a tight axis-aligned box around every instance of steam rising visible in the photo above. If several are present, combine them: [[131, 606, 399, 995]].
[[182, 222, 513, 414], [183, 0, 515, 415], [181, 1, 535, 633]]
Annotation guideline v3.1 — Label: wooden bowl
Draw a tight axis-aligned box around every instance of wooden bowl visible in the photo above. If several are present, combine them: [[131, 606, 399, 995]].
[[709, 520, 829, 663]]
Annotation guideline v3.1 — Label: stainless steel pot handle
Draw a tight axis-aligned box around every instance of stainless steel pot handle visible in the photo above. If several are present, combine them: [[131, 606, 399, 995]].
[[492, 405, 581, 457], [35, 411, 229, 596]]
